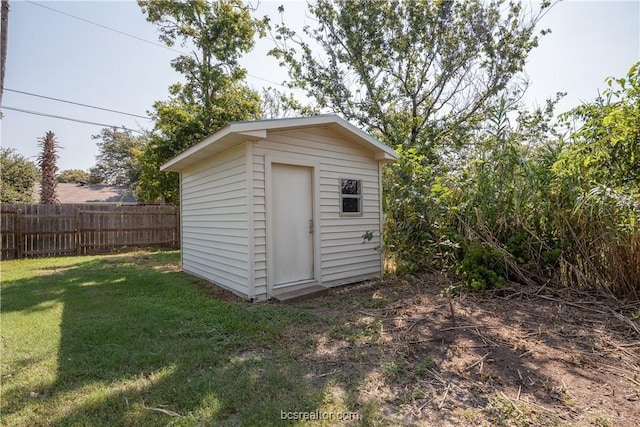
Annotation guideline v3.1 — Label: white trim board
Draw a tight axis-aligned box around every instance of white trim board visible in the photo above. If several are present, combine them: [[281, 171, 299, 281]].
[[161, 115, 398, 172]]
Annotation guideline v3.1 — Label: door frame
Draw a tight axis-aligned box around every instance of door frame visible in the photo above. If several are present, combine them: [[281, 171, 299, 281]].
[[264, 153, 321, 297]]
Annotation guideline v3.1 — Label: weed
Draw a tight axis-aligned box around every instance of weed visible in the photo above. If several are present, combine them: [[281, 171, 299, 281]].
[[457, 408, 482, 423], [359, 296, 389, 309], [381, 360, 405, 379], [358, 399, 385, 426], [592, 413, 614, 427], [327, 318, 381, 345], [486, 395, 528, 427], [415, 355, 435, 376], [480, 370, 495, 385], [346, 348, 370, 363]]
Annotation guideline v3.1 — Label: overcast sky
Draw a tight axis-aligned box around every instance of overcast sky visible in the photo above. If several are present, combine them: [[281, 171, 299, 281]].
[[1, 0, 638, 172]]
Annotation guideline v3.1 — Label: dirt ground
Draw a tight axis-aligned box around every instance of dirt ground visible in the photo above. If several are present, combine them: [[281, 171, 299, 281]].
[[291, 274, 640, 426]]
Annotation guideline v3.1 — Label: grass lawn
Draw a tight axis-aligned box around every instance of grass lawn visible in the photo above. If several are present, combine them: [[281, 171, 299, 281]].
[[0, 251, 327, 426], [2, 250, 638, 426]]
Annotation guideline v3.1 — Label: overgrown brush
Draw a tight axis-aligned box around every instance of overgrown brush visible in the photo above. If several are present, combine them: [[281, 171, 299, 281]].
[[557, 186, 640, 299], [383, 62, 640, 300]]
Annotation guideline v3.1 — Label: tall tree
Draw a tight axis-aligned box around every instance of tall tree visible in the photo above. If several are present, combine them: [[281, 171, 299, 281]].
[[0, 147, 38, 204], [136, 0, 264, 204], [269, 0, 554, 273], [89, 128, 147, 186], [260, 87, 319, 119], [270, 0, 552, 159], [37, 131, 59, 204]]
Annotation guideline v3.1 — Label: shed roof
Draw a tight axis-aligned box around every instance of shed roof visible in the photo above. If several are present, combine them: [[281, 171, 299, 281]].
[[161, 114, 398, 172]]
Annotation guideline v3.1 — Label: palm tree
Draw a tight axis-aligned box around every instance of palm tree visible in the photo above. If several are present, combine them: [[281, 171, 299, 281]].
[[38, 131, 59, 204]]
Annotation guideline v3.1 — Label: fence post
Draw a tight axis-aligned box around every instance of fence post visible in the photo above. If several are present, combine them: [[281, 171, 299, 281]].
[[75, 208, 81, 256], [16, 208, 23, 259]]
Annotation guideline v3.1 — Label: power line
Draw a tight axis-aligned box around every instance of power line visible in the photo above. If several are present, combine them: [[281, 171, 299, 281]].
[[24, 0, 186, 56], [24, 0, 302, 92], [5, 88, 152, 120], [0, 105, 145, 134]]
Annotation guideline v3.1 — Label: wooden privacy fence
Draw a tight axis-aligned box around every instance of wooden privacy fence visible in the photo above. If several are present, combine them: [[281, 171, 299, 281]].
[[1, 204, 179, 259]]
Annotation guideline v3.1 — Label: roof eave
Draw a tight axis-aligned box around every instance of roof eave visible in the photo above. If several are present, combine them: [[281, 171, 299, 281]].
[[160, 115, 398, 172]]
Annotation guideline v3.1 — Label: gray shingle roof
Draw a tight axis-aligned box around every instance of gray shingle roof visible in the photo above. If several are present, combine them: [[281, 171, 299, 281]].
[[32, 183, 137, 204]]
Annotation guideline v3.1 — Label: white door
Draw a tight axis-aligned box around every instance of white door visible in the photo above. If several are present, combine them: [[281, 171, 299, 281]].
[[271, 163, 314, 286]]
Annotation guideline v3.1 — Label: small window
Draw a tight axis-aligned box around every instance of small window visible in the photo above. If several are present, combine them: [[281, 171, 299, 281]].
[[340, 178, 362, 216]]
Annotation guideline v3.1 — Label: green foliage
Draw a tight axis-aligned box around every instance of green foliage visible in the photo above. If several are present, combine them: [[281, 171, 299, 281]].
[[455, 242, 506, 291], [556, 62, 640, 190], [136, 0, 264, 204], [89, 128, 147, 187], [139, 0, 262, 105], [547, 62, 640, 298], [449, 91, 587, 290], [0, 148, 38, 204], [436, 64, 638, 298], [381, 359, 405, 379], [57, 169, 92, 183], [415, 355, 434, 376], [270, 0, 551, 155], [383, 146, 457, 273], [271, 0, 564, 288], [260, 87, 319, 119]]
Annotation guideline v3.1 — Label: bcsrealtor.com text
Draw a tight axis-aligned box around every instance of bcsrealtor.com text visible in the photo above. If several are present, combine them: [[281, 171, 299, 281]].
[[280, 410, 360, 421]]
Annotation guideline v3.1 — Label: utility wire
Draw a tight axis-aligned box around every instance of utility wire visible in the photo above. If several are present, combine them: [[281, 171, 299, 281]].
[[0, 105, 145, 134], [5, 88, 152, 120], [24, 0, 186, 56], [24, 0, 300, 91]]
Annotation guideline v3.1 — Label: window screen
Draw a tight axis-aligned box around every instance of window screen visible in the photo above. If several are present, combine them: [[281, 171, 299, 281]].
[[340, 179, 362, 215]]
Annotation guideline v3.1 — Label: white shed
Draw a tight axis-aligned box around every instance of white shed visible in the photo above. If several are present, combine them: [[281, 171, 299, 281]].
[[161, 114, 398, 301]]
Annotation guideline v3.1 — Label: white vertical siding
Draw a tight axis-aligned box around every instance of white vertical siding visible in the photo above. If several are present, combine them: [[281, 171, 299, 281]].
[[252, 127, 383, 299], [181, 144, 250, 296]]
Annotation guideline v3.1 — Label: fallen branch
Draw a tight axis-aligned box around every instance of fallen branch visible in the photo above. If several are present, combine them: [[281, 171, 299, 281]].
[[142, 401, 181, 417], [610, 310, 640, 336], [315, 369, 341, 378], [534, 294, 607, 314], [440, 325, 501, 332], [408, 318, 428, 332], [427, 368, 447, 386], [473, 328, 501, 347], [419, 396, 435, 412], [438, 383, 451, 409], [618, 341, 640, 348], [465, 353, 490, 371], [519, 349, 534, 358]]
